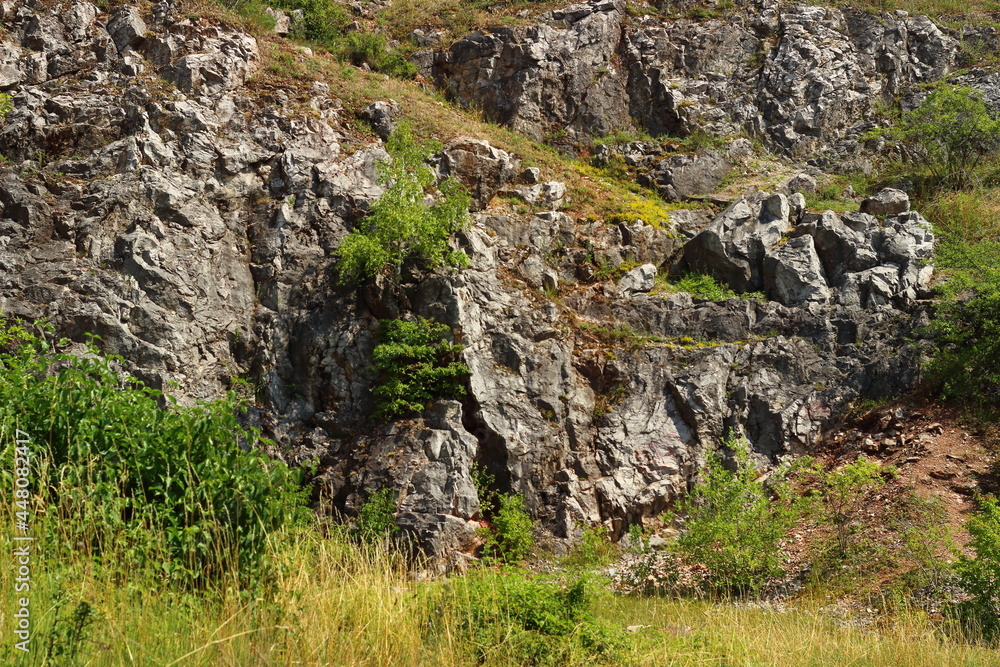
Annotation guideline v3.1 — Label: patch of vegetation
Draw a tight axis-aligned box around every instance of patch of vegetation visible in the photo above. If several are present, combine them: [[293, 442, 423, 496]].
[[335, 33, 418, 80], [954, 494, 1000, 641], [357, 487, 399, 542], [661, 436, 808, 597], [336, 124, 471, 285], [563, 525, 620, 568], [0, 320, 309, 589], [868, 83, 1000, 191], [474, 466, 535, 563], [371, 317, 469, 419], [434, 569, 626, 666], [654, 272, 765, 302]]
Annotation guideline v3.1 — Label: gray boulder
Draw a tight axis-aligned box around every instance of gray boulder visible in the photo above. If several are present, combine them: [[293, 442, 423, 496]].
[[438, 138, 520, 211], [361, 100, 401, 141], [861, 188, 911, 217], [106, 6, 147, 52], [764, 235, 831, 306]]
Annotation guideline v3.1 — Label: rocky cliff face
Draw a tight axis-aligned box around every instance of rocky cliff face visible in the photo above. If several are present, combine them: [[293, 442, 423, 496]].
[[0, 0, 965, 560], [432, 0, 962, 158]]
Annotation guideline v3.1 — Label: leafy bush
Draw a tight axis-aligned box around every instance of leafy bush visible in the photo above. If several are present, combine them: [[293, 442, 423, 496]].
[[357, 487, 399, 542], [925, 269, 1000, 417], [336, 33, 418, 79], [874, 84, 1000, 189], [473, 463, 535, 563], [563, 525, 619, 568], [480, 493, 535, 563], [954, 495, 1000, 640], [655, 436, 805, 597], [336, 124, 471, 284], [670, 438, 803, 596], [371, 317, 469, 419], [660, 272, 764, 302], [0, 322, 309, 589], [434, 569, 624, 666], [277, 0, 351, 45], [811, 457, 894, 556]]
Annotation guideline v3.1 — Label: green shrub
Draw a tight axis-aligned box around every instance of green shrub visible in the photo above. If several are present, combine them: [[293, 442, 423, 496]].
[[665, 273, 738, 301], [812, 457, 893, 556], [564, 525, 619, 568], [336, 124, 471, 284], [0, 322, 309, 589], [371, 317, 469, 419], [278, 0, 351, 45], [925, 269, 1000, 417], [434, 569, 624, 666], [872, 83, 1000, 190], [954, 495, 1000, 640], [481, 493, 535, 563], [662, 436, 806, 597], [357, 487, 399, 542], [335, 32, 418, 79]]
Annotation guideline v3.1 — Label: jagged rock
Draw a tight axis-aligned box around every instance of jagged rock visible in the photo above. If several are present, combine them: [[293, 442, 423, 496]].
[[361, 100, 401, 140], [439, 137, 520, 211], [640, 149, 731, 202], [265, 8, 291, 35], [508, 181, 566, 206], [679, 193, 784, 292], [0, 0, 945, 558], [861, 188, 911, 217], [763, 235, 831, 306], [520, 167, 541, 184], [783, 173, 818, 195], [433, 0, 629, 141], [617, 263, 656, 294], [106, 6, 147, 52]]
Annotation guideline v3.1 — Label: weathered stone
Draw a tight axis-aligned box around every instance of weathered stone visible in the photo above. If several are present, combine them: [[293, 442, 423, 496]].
[[106, 6, 147, 52], [763, 235, 831, 306], [860, 188, 911, 217], [438, 137, 520, 211], [361, 100, 401, 140], [617, 263, 656, 294]]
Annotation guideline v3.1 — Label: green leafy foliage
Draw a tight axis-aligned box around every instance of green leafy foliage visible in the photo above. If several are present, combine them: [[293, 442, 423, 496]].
[[925, 270, 1000, 417], [357, 487, 399, 542], [873, 84, 1000, 189], [954, 495, 1000, 640], [0, 321, 309, 589], [336, 33, 418, 79], [336, 124, 471, 284], [563, 525, 619, 568], [371, 317, 469, 419], [434, 569, 625, 666], [480, 493, 535, 563], [658, 272, 765, 302], [663, 436, 806, 597], [473, 463, 535, 563]]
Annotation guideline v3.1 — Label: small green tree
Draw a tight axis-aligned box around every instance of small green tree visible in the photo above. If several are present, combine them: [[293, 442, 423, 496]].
[[336, 124, 471, 284], [878, 84, 1000, 189], [667, 435, 806, 597], [954, 495, 1000, 640], [371, 318, 469, 419]]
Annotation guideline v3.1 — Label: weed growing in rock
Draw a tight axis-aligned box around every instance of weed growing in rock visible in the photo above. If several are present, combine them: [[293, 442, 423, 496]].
[[371, 317, 469, 419], [357, 487, 400, 542], [336, 124, 471, 284]]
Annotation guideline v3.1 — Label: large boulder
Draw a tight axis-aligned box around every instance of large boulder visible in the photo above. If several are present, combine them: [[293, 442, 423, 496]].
[[763, 235, 831, 306], [438, 138, 520, 211]]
